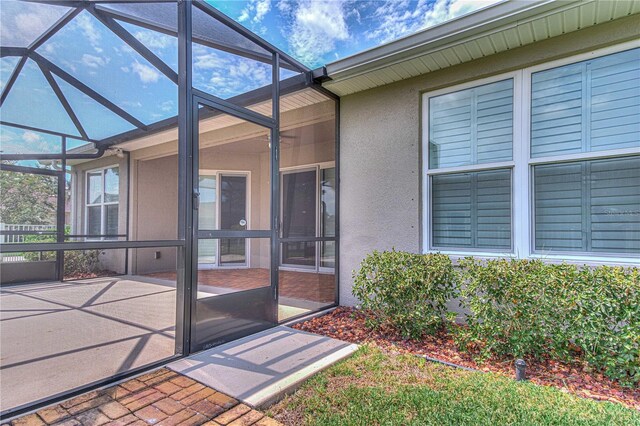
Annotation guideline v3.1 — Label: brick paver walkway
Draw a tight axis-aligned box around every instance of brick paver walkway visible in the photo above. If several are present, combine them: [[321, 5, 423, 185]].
[[5, 369, 281, 426]]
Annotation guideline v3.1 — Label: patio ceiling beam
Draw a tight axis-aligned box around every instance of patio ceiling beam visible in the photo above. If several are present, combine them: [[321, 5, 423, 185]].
[[0, 47, 28, 58], [30, 52, 148, 131], [88, 6, 179, 84], [0, 56, 27, 107], [0, 148, 107, 161], [0, 163, 61, 177], [0, 121, 98, 144], [28, 7, 82, 52], [193, 0, 309, 73], [19, 1, 84, 6], [37, 62, 90, 140], [192, 88, 275, 129], [92, 4, 302, 73]]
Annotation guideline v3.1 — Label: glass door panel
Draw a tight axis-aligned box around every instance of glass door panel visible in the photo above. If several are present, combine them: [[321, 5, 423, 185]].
[[282, 169, 317, 267], [220, 175, 247, 266], [198, 175, 217, 267]]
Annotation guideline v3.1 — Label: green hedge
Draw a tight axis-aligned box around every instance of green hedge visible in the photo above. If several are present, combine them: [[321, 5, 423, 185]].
[[353, 251, 640, 386], [352, 250, 457, 339]]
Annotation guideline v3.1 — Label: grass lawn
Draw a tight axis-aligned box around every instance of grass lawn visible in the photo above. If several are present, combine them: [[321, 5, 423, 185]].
[[269, 345, 640, 426]]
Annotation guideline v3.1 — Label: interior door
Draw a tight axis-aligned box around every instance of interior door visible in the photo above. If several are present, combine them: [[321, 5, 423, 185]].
[[191, 102, 276, 352]]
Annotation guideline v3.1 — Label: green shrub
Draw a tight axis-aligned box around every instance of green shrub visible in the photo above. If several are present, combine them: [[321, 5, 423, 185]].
[[455, 258, 640, 386], [352, 250, 458, 339], [63, 250, 101, 278], [454, 258, 577, 361], [568, 266, 640, 386], [22, 229, 103, 278]]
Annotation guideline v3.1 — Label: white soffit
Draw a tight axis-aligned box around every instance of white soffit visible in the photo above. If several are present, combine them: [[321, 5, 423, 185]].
[[323, 0, 640, 96], [114, 88, 332, 152]]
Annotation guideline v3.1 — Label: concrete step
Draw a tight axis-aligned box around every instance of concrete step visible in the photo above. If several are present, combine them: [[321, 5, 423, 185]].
[[167, 326, 358, 409]]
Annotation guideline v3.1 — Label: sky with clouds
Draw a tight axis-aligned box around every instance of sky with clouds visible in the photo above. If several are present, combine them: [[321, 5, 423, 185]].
[[1, 0, 501, 154], [211, 0, 502, 67]]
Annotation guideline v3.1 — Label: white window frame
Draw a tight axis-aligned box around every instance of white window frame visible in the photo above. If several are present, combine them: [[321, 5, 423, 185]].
[[85, 166, 119, 240], [422, 71, 521, 257], [422, 40, 640, 265]]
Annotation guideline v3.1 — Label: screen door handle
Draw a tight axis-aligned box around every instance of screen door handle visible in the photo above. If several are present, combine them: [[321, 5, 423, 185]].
[[193, 190, 200, 210]]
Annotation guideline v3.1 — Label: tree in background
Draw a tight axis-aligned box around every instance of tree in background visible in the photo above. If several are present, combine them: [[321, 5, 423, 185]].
[[0, 166, 57, 225]]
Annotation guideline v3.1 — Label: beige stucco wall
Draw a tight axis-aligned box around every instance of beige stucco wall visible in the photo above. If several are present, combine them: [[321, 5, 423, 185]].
[[337, 16, 640, 306]]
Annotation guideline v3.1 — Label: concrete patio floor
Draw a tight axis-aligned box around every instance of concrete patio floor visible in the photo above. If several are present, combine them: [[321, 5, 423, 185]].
[[0, 277, 177, 413], [0, 273, 334, 413]]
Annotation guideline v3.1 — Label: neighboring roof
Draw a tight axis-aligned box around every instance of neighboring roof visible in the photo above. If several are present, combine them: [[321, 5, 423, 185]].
[[322, 0, 640, 96]]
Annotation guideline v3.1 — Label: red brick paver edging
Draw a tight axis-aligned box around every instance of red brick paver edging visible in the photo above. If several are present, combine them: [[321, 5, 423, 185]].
[[5, 369, 282, 426]]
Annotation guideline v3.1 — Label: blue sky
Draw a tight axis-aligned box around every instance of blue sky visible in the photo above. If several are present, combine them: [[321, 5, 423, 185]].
[[0, 0, 500, 154], [210, 0, 501, 67]]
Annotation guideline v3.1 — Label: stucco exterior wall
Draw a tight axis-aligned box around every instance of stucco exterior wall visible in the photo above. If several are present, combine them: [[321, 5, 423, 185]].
[[337, 16, 640, 306]]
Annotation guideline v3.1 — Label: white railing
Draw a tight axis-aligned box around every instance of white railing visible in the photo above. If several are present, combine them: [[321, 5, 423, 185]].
[[0, 224, 57, 263], [0, 223, 56, 243]]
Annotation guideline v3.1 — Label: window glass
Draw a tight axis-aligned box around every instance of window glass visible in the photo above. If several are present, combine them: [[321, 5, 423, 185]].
[[431, 169, 511, 249], [86, 167, 119, 239], [104, 205, 119, 238], [429, 79, 513, 169], [531, 48, 640, 157], [534, 156, 640, 254], [104, 168, 119, 203], [321, 168, 336, 238], [87, 206, 101, 236], [87, 172, 102, 204]]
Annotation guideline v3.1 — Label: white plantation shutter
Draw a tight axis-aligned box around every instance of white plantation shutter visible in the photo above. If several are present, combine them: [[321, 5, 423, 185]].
[[431, 169, 511, 249], [429, 79, 513, 169], [531, 48, 640, 157], [534, 156, 640, 254]]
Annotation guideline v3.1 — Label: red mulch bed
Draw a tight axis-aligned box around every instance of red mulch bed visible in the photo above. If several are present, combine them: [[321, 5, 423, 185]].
[[292, 307, 640, 410]]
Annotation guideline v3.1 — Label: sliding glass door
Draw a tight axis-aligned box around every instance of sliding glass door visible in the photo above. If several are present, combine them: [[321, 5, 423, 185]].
[[280, 166, 335, 271], [282, 169, 317, 267]]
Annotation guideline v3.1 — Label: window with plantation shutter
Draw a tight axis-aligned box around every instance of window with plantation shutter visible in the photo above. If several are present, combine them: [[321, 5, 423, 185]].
[[432, 169, 511, 249], [531, 48, 640, 157], [424, 44, 639, 261], [429, 79, 513, 169], [534, 156, 640, 254]]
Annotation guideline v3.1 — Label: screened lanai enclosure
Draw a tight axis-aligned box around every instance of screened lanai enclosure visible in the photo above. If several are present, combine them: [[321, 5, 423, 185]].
[[0, 0, 338, 416]]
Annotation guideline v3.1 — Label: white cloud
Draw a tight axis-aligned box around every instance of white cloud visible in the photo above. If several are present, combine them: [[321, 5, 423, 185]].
[[0, 1, 68, 47], [131, 62, 160, 84], [133, 30, 176, 50], [366, 0, 501, 44], [239, 0, 272, 23], [21, 131, 42, 143], [75, 13, 102, 49], [160, 100, 174, 112], [193, 48, 271, 97], [282, 0, 350, 67], [121, 100, 143, 108], [81, 54, 108, 68]]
